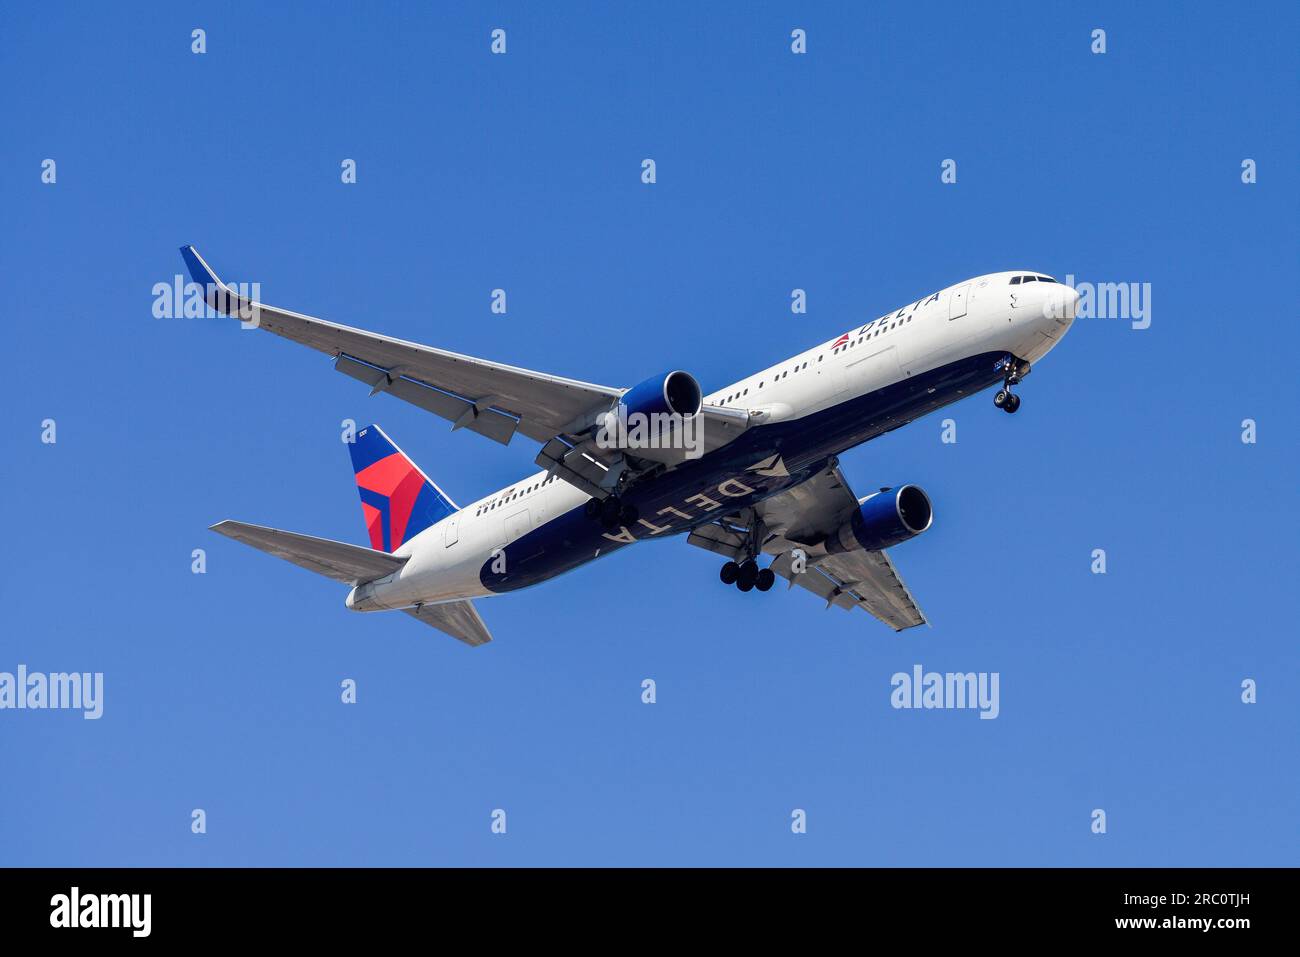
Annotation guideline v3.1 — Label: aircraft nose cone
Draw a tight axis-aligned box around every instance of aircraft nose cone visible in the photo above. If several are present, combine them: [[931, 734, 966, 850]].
[[1041, 284, 1080, 323]]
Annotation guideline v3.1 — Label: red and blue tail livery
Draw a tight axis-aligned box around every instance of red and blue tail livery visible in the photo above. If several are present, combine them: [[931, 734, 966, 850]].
[[349, 424, 457, 552]]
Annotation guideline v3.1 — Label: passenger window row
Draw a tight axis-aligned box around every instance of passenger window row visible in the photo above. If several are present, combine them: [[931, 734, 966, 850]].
[[715, 300, 927, 403], [832, 313, 915, 355], [718, 356, 813, 405], [475, 474, 557, 516]]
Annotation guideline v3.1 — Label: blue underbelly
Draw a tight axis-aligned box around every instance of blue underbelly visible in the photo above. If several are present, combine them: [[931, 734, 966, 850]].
[[481, 350, 1009, 593]]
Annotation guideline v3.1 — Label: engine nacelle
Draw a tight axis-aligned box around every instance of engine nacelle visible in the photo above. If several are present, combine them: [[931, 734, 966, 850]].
[[825, 485, 933, 554], [595, 371, 704, 457], [619, 370, 703, 420]]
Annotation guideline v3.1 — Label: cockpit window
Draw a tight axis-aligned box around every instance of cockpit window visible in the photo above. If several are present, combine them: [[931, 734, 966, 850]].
[[1009, 276, 1021, 285], [1037, 275, 1056, 283], [1022, 275, 1037, 283]]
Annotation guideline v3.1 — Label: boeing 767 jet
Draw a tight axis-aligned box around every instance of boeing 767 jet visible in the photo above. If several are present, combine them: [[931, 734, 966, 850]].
[[182, 246, 1078, 645]]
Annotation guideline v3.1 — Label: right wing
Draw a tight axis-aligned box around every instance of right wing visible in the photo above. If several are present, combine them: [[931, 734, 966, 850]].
[[403, 600, 493, 647], [182, 246, 757, 495], [181, 246, 623, 445]]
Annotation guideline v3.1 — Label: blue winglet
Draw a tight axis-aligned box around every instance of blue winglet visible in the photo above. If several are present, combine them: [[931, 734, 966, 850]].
[[179, 245, 222, 289]]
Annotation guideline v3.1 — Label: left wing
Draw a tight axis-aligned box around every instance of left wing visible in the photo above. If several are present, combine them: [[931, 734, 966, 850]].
[[181, 246, 623, 445], [768, 547, 927, 631], [686, 461, 928, 631]]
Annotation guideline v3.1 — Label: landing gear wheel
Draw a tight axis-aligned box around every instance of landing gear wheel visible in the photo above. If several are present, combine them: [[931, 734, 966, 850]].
[[736, 559, 758, 592], [1004, 393, 1021, 414], [720, 561, 739, 585], [755, 568, 776, 592], [618, 503, 640, 526], [994, 389, 1009, 409], [599, 497, 622, 526]]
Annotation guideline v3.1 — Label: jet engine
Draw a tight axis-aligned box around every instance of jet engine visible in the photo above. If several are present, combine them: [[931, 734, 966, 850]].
[[618, 370, 703, 420], [594, 370, 704, 458], [824, 485, 933, 554]]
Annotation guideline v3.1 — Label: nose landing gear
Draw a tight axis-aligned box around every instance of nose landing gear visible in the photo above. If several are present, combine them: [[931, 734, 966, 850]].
[[993, 357, 1029, 414]]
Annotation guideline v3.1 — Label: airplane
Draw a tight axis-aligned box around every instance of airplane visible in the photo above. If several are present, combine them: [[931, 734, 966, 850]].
[[182, 246, 1079, 646]]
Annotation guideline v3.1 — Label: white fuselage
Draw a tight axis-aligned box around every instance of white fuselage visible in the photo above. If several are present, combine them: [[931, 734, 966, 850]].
[[348, 271, 1077, 612]]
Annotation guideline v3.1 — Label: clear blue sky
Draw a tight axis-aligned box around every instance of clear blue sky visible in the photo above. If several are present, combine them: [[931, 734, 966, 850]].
[[1, 1, 1295, 866]]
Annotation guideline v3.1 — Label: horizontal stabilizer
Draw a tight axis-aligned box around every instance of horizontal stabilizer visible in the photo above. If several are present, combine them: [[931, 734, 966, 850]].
[[403, 600, 493, 647], [210, 520, 407, 585]]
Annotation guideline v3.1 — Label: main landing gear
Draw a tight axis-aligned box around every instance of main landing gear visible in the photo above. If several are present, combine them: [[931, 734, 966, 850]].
[[720, 559, 775, 593], [718, 507, 775, 593], [993, 357, 1030, 414], [584, 496, 639, 528]]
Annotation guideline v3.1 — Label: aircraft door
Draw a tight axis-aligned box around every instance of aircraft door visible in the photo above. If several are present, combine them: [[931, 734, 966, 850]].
[[504, 509, 532, 543], [949, 284, 971, 320]]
